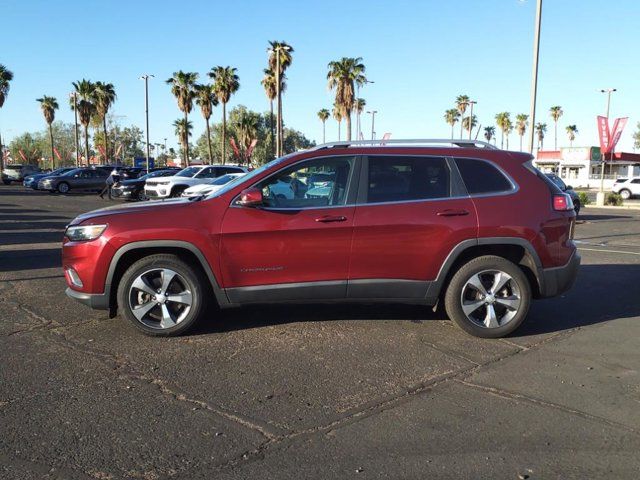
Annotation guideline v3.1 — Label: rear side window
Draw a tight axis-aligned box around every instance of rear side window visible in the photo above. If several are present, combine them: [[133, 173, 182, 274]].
[[631, 179, 640, 184], [455, 157, 513, 195], [367, 156, 450, 203]]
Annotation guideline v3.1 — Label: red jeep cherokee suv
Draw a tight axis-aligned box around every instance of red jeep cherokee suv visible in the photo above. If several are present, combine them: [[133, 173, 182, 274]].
[[62, 140, 580, 338]]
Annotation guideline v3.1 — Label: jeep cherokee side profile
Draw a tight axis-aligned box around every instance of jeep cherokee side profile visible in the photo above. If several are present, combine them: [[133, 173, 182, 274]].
[[62, 139, 580, 338]]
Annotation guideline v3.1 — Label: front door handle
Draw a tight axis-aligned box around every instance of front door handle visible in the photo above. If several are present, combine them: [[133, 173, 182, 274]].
[[436, 209, 470, 217], [315, 215, 347, 223]]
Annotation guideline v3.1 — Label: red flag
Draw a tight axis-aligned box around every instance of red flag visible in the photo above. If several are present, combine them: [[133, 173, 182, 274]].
[[246, 139, 258, 158], [229, 138, 240, 157], [18, 149, 27, 162], [609, 117, 628, 153], [53, 147, 62, 160], [97, 145, 106, 157], [597, 116, 611, 154]]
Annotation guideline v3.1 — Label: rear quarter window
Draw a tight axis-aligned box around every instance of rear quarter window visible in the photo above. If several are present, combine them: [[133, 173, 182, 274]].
[[455, 157, 513, 195]]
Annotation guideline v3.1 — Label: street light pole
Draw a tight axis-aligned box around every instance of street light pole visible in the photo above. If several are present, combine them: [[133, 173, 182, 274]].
[[467, 100, 477, 140], [70, 92, 80, 166], [366, 110, 378, 141], [140, 74, 154, 173], [597, 88, 617, 201], [356, 80, 374, 141], [527, 0, 543, 153]]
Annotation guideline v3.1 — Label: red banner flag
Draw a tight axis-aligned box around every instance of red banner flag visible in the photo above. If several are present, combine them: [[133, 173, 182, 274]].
[[18, 149, 27, 162], [229, 138, 240, 157], [597, 116, 611, 154], [246, 139, 258, 158], [53, 147, 62, 160], [609, 117, 628, 153]]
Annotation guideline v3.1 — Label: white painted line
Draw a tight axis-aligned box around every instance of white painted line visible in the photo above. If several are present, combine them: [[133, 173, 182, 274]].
[[578, 247, 640, 256]]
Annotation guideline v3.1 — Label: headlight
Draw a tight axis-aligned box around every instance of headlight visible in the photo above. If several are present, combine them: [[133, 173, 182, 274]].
[[64, 224, 108, 242]]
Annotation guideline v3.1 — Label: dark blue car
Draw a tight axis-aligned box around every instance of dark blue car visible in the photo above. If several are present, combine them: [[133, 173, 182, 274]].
[[23, 167, 76, 190]]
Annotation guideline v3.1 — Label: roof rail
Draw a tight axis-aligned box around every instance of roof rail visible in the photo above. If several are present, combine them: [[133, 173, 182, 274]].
[[309, 138, 499, 151]]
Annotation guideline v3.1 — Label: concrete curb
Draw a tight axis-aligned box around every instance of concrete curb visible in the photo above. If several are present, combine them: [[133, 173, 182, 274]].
[[583, 204, 640, 211]]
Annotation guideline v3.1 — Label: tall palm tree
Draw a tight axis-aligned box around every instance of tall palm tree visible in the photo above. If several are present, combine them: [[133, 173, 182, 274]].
[[195, 84, 218, 164], [36, 96, 59, 169], [549, 105, 563, 150], [515, 113, 529, 151], [495, 112, 511, 149], [332, 103, 343, 141], [317, 109, 330, 143], [72, 79, 96, 164], [455, 95, 470, 138], [444, 109, 460, 139], [209, 66, 240, 164], [166, 71, 198, 164], [566, 125, 578, 147], [462, 114, 478, 138], [504, 118, 514, 149], [236, 112, 259, 165], [261, 68, 277, 159], [484, 126, 496, 144], [173, 118, 193, 163], [92, 82, 116, 161], [354, 98, 366, 140], [535, 122, 547, 150], [0, 64, 13, 172], [268, 41, 294, 156], [327, 57, 366, 142]]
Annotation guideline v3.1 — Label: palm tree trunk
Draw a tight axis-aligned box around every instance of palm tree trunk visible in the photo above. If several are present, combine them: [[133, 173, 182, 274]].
[[519, 135, 523, 151], [451, 124, 454, 140], [49, 123, 55, 169], [501, 131, 504, 150], [460, 118, 464, 139], [221, 102, 227, 165], [206, 118, 213, 165], [269, 100, 275, 159], [322, 120, 326, 143], [84, 125, 90, 166], [554, 120, 558, 150], [0, 131, 4, 173], [103, 116, 109, 163], [338, 121, 341, 141], [184, 112, 189, 165], [345, 112, 352, 142], [277, 90, 283, 156]]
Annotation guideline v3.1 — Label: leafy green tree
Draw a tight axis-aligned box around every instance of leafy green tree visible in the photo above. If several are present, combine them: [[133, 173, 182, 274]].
[[166, 71, 198, 164], [268, 41, 294, 156], [565, 124, 578, 147], [455, 95, 470, 138], [209, 66, 240, 163], [9, 132, 43, 165], [72, 79, 96, 164], [327, 57, 366, 142], [0, 64, 13, 171], [549, 106, 563, 150], [195, 83, 218, 164], [36, 95, 59, 169], [444, 109, 460, 139], [92, 82, 116, 161], [317, 109, 330, 143], [515, 114, 529, 151]]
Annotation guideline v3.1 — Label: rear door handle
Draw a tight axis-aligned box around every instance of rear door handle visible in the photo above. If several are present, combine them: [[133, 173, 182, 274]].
[[436, 209, 469, 217], [315, 215, 347, 223]]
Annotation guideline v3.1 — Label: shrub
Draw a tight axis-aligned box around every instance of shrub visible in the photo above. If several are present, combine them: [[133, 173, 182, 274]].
[[577, 191, 590, 206], [605, 192, 623, 206]]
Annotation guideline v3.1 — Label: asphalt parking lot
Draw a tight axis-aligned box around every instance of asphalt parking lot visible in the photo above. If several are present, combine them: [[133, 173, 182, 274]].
[[1, 185, 639, 479]]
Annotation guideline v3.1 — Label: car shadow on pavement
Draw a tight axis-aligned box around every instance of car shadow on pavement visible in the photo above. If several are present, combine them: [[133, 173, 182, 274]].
[[0, 249, 61, 272], [578, 214, 632, 221]]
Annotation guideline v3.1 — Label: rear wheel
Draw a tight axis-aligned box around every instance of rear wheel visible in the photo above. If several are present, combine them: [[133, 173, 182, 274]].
[[117, 254, 208, 336], [57, 182, 70, 194], [619, 189, 631, 200], [444, 255, 531, 338], [573, 199, 581, 215]]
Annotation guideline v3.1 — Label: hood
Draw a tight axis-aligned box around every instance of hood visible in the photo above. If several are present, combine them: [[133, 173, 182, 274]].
[[70, 197, 193, 225]]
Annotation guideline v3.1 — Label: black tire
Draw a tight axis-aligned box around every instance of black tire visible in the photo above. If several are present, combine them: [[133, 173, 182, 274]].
[[57, 182, 70, 194], [619, 189, 631, 200], [573, 200, 581, 215], [117, 254, 209, 337], [170, 185, 186, 198], [136, 189, 147, 201], [2, 179, 11, 185], [444, 255, 531, 338]]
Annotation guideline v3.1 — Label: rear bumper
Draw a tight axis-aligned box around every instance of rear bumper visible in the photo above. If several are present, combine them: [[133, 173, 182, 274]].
[[539, 250, 581, 298], [65, 287, 109, 310]]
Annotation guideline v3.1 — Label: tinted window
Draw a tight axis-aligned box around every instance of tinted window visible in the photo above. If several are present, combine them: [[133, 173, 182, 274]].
[[367, 156, 450, 203], [217, 167, 243, 176], [197, 167, 219, 178], [631, 179, 640, 184], [455, 158, 513, 195], [257, 157, 354, 208]]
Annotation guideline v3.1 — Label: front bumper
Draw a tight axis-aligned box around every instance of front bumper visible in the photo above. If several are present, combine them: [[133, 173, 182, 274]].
[[539, 250, 581, 298], [65, 287, 109, 310]]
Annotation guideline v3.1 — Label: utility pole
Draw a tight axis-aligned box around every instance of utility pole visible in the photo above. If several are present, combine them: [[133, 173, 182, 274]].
[[596, 88, 617, 205], [527, 0, 543, 153], [70, 92, 80, 166], [366, 110, 378, 141], [140, 74, 154, 173]]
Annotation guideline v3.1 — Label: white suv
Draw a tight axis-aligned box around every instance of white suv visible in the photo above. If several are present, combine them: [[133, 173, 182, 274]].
[[144, 165, 247, 199], [612, 177, 640, 200]]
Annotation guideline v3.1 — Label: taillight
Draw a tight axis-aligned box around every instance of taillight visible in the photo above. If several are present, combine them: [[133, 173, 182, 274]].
[[553, 193, 574, 211]]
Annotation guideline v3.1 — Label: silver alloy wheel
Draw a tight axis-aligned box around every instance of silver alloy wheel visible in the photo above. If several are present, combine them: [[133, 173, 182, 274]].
[[128, 268, 193, 330], [620, 189, 631, 200], [460, 269, 522, 329]]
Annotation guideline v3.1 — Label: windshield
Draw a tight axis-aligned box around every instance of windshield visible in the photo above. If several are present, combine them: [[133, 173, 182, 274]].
[[175, 167, 201, 177], [139, 170, 169, 181], [211, 174, 241, 185]]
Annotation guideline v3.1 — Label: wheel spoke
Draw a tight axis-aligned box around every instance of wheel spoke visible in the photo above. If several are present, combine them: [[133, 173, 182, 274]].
[[160, 269, 177, 295], [131, 276, 156, 296], [495, 295, 520, 311], [484, 304, 499, 328], [160, 304, 176, 329], [490, 272, 511, 294], [462, 300, 485, 316], [131, 301, 157, 321], [167, 291, 192, 306], [467, 274, 488, 296]]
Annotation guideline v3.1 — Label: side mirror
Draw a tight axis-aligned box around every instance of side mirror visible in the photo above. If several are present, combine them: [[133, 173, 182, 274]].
[[237, 187, 263, 207]]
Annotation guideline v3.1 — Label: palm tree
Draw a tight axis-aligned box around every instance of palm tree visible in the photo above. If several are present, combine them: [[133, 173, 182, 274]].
[[166, 71, 198, 164], [0, 64, 13, 172], [173, 118, 193, 163], [209, 66, 240, 164], [354, 98, 366, 140], [317, 109, 330, 143], [535, 122, 547, 150], [484, 126, 496, 144], [236, 112, 259, 165], [327, 57, 366, 142], [462, 114, 478, 138], [332, 103, 343, 141], [444, 109, 460, 139], [268, 41, 294, 156], [495, 112, 511, 149], [195, 84, 218, 164], [455, 95, 470, 138], [549, 106, 563, 150], [515, 114, 529, 151], [261, 68, 277, 159], [566, 125, 578, 147], [92, 82, 116, 161], [504, 118, 514, 149], [72, 79, 96, 164], [36, 96, 59, 169]]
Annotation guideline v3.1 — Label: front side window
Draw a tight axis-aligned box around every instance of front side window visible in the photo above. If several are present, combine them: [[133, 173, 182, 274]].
[[366, 156, 450, 203], [455, 157, 513, 195], [257, 156, 354, 208], [176, 167, 200, 178]]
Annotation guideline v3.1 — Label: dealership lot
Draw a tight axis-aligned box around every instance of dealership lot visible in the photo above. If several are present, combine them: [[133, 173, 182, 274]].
[[1, 185, 639, 479]]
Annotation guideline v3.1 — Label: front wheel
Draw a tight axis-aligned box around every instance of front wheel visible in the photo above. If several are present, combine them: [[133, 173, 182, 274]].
[[57, 182, 70, 194], [444, 255, 531, 338], [117, 254, 209, 336], [619, 189, 631, 200]]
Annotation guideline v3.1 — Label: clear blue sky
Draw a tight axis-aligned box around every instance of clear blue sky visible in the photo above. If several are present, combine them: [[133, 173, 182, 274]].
[[2, 0, 638, 153]]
